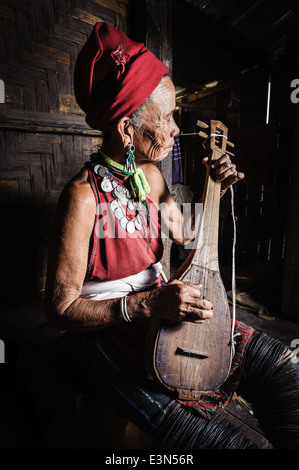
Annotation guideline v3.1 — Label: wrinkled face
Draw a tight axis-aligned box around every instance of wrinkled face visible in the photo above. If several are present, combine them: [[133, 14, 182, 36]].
[[133, 76, 180, 162]]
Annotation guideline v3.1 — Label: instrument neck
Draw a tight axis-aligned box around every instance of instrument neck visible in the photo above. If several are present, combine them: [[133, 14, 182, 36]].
[[192, 154, 221, 272]]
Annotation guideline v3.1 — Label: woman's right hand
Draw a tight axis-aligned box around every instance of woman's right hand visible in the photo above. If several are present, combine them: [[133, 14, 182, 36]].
[[128, 279, 213, 324]]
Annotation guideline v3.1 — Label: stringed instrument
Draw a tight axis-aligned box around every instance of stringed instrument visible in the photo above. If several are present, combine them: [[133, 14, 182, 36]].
[[145, 120, 234, 400]]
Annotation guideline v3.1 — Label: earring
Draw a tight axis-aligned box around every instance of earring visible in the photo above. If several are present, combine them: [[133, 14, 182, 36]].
[[124, 143, 136, 173]]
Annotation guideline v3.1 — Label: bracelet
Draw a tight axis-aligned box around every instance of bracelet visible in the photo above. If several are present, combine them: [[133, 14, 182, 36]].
[[120, 295, 132, 323]]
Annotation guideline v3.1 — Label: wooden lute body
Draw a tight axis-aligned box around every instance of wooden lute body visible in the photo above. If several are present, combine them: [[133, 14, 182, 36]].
[[145, 120, 232, 400]]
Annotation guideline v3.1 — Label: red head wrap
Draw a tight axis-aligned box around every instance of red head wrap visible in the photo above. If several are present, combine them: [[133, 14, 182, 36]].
[[74, 23, 169, 132]]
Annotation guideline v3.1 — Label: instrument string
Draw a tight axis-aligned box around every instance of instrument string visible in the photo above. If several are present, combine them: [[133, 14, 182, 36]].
[[200, 132, 238, 370], [200, 133, 224, 302], [201, 185, 215, 300], [229, 184, 240, 367], [187, 140, 218, 370], [182, 129, 238, 374]]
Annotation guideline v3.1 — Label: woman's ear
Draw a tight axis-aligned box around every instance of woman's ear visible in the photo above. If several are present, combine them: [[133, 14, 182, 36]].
[[116, 117, 134, 146]]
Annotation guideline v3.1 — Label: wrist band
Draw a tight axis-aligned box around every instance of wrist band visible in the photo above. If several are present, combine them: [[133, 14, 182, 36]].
[[120, 295, 132, 323]]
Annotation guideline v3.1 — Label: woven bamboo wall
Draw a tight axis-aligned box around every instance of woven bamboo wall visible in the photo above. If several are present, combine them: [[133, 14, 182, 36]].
[[0, 0, 129, 309]]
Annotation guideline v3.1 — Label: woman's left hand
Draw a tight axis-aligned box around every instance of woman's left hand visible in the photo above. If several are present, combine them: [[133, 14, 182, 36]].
[[202, 154, 245, 196]]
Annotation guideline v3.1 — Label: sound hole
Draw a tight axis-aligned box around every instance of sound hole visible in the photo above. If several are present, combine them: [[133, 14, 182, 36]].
[[175, 347, 209, 359]]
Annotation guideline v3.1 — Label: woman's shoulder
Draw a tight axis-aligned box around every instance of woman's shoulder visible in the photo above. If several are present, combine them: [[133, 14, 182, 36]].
[[59, 167, 96, 208], [137, 161, 165, 184], [137, 161, 167, 204]]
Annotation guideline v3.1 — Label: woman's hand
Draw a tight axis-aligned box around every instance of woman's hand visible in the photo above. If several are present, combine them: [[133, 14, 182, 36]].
[[202, 154, 244, 197], [127, 279, 213, 324]]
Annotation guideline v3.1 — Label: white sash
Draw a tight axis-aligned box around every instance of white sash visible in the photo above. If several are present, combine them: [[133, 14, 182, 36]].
[[80, 262, 163, 301]]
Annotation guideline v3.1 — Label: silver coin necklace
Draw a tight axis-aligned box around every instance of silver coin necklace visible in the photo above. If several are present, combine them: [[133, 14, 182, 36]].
[[93, 163, 146, 235]]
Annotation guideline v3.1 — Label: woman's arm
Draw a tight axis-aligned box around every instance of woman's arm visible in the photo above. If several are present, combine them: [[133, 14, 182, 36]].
[[45, 170, 213, 330], [141, 154, 244, 246], [44, 171, 124, 330]]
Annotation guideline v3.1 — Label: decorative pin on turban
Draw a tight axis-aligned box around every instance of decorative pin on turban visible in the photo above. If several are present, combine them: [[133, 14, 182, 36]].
[[74, 22, 169, 132]]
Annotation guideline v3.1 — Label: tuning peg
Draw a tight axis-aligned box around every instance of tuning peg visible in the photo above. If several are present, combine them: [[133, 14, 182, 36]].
[[196, 120, 209, 129], [227, 140, 235, 148], [226, 150, 235, 157], [198, 131, 209, 139]]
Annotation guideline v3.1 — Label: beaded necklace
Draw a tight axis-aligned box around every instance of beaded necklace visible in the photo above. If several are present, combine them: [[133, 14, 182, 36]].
[[89, 150, 153, 243], [99, 150, 150, 200]]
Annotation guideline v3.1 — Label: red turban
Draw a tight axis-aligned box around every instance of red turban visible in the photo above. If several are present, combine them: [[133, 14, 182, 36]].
[[74, 23, 169, 132]]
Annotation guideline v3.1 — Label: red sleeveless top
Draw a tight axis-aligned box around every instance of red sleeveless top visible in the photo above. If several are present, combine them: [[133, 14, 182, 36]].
[[85, 163, 164, 282]]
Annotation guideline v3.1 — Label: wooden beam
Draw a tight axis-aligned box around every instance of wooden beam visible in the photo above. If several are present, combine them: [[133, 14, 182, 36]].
[[175, 49, 299, 106], [0, 108, 102, 136]]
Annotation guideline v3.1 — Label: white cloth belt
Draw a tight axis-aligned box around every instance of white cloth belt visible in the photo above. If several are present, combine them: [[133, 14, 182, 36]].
[[80, 262, 163, 301]]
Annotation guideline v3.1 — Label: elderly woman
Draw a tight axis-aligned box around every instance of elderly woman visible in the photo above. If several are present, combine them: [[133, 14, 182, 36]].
[[45, 23, 299, 449]]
